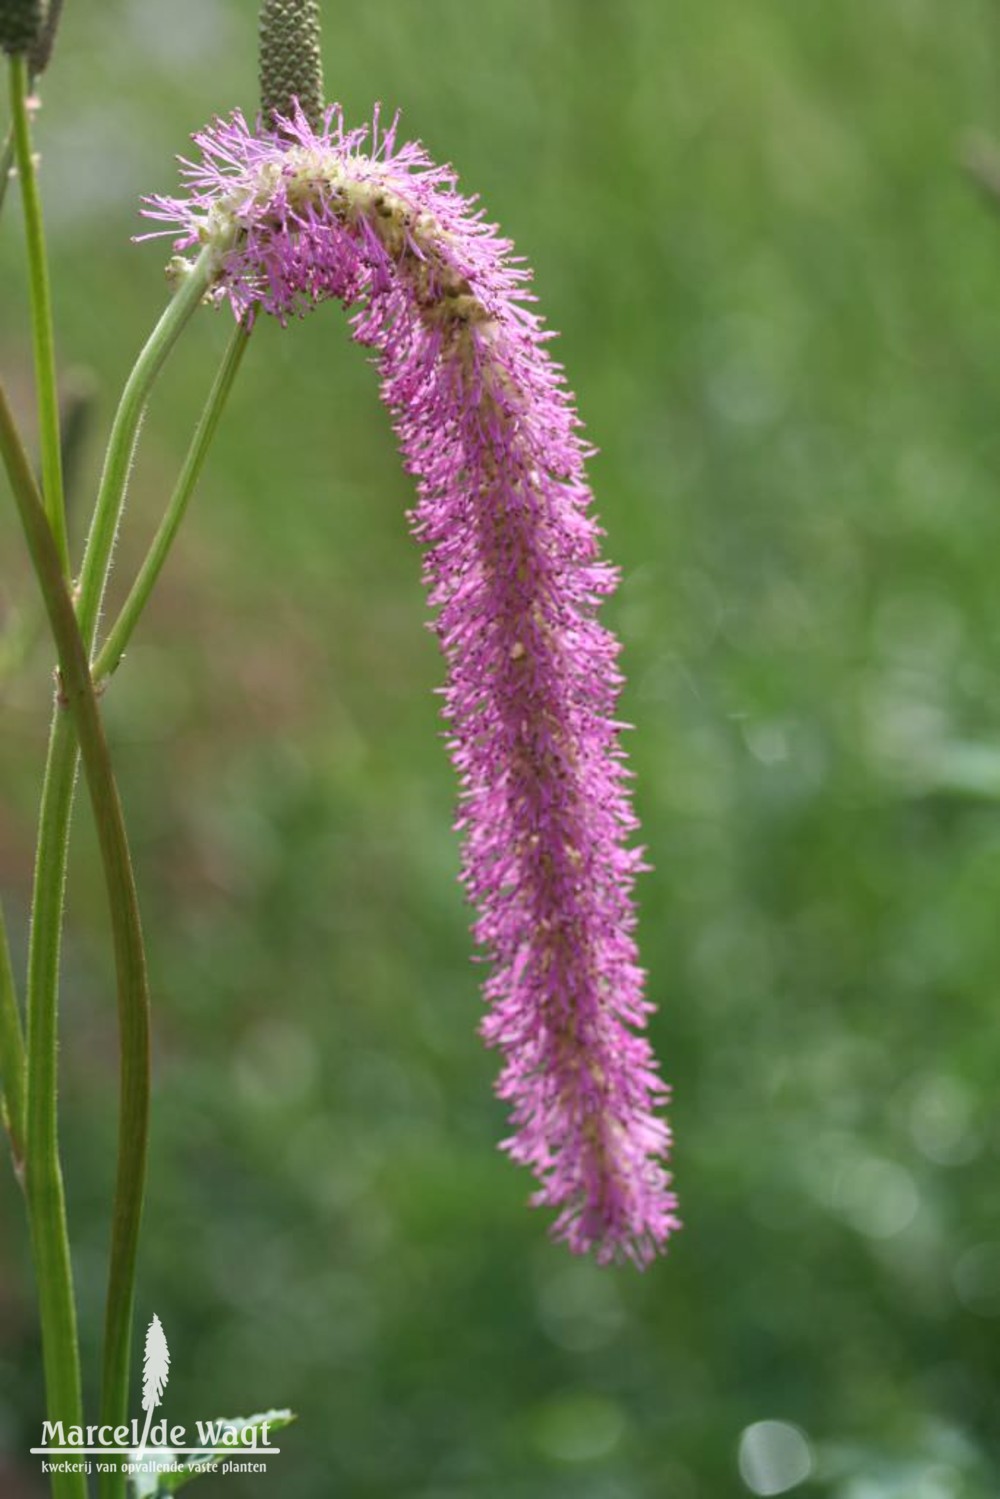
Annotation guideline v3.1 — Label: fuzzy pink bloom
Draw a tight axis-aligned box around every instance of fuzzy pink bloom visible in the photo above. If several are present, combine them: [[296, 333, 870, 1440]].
[[145, 106, 679, 1265]]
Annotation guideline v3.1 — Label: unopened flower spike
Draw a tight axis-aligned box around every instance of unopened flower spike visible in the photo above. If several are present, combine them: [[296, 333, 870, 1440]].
[[0, 0, 43, 56], [29, 0, 64, 76], [259, 0, 325, 132], [145, 105, 680, 1266]]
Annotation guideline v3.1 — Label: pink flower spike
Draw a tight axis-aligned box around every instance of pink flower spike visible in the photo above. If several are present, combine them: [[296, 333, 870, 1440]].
[[145, 104, 680, 1266]]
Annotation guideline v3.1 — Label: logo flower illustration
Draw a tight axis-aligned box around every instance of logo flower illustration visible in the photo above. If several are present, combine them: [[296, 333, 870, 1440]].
[[136, 1316, 169, 1461]]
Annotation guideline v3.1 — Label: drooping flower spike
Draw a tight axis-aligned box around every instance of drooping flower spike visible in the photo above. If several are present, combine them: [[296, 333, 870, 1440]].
[[145, 104, 680, 1265]]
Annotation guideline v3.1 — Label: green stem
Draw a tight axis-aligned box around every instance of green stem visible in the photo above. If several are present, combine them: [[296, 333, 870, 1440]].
[[0, 900, 27, 1175], [25, 709, 84, 1499], [76, 262, 225, 1496], [12, 251, 224, 1499], [0, 385, 150, 1499], [76, 245, 221, 656], [0, 122, 14, 220], [8, 55, 68, 574], [2, 466, 84, 1494], [94, 319, 252, 682], [0, 375, 100, 688], [4, 234, 225, 1499], [84, 274, 234, 1499]]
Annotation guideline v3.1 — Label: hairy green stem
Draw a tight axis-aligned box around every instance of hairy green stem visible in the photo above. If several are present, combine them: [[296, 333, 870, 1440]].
[[76, 245, 221, 656], [8, 54, 68, 573], [94, 319, 252, 682], [1, 384, 151, 1499], [0, 900, 27, 1174]]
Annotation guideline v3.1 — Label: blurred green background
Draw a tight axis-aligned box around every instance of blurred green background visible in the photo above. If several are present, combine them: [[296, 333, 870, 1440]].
[[3, 1, 1000, 1495]]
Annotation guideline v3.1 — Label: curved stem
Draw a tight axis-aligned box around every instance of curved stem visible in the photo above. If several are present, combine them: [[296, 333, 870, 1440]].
[[94, 318, 252, 683], [1, 413, 84, 1494], [8, 247, 223, 1499], [25, 711, 85, 1499], [9, 55, 68, 574], [0, 375, 100, 689], [76, 245, 221, 656], [1, 385, 150, 1499]]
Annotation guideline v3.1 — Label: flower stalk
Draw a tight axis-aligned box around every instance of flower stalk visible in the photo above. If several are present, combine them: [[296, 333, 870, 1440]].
[[76, 242, 226, 654], [23, 709, 86, 1499], [93, 318, 252, 683], [20, 247, 235, 1497], [4, 239, 230, 1499], [8, 52, 68, 572], [1, 391, 85, 1499], [0, 382, 152, 1499]]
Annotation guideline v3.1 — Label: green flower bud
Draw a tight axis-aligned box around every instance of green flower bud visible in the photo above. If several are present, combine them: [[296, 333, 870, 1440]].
[[0, 0, 43, 57], [259, 0, 325, 133]]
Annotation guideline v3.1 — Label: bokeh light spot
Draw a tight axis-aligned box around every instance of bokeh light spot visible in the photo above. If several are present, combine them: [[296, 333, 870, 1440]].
[[738, 1421, 813, 1495], [833, 1157, 919, 1239], [910, 1076, 979, 1167], [533, 1392, 626, 1463]]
